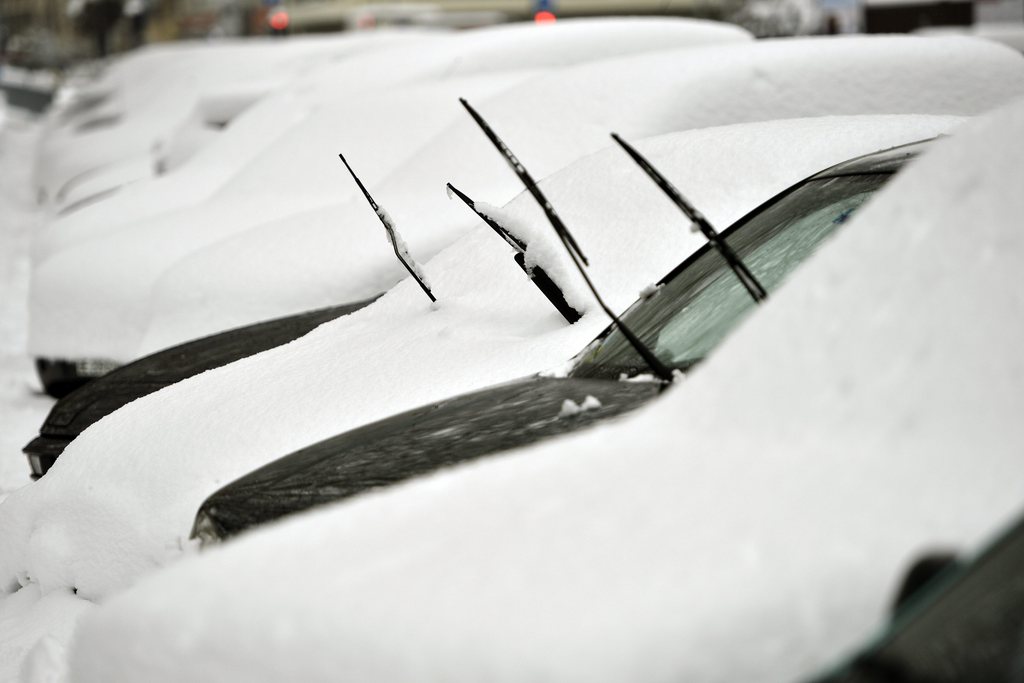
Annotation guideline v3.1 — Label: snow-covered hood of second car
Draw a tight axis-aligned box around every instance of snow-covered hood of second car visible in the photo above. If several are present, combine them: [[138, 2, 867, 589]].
[[0, 114, 964, 599]]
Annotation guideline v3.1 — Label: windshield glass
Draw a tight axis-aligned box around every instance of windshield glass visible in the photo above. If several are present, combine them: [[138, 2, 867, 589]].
[[570, 172, 892, 380]]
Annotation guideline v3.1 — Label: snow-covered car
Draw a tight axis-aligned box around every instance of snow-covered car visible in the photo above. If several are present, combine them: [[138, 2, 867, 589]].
[[27, 34, 1021, 393], [192, 139, 928, 544], [810, 511, 1024, 683], [28, 17, 751, 396], [23, 299, 376, 477], [34, 32, 415, 212], [57, 98, 1024, 683]]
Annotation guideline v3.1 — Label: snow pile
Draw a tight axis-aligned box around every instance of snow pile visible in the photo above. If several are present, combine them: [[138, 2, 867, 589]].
[[0, 584, 92, 683], [558, 395, 602, 418], [0, 115, 962, 600], [65, 98, 1024, 683], [30, 35, 1023, 362]]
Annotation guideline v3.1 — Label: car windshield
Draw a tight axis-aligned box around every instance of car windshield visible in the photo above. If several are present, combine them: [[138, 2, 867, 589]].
[[570, 172, 892, 380]]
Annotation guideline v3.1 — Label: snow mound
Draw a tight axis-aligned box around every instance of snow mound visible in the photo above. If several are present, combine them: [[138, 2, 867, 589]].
[[66, 99, 1024, 683], [0, 115, 961, 601], [31, 35, 1023, 362]]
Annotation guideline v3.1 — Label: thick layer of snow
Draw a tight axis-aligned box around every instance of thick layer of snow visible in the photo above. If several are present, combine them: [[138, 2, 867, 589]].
[[0, 115, 962, 601], [66, 98, 1024, 683], [0, 113, 53, 502], [30, 35, 1024, 362], [33, 32, 416, 208], [30, 70, 536, 361], [32, 18, 748, 261], [27, 19, 749, 361], [0, 585, 92, 683], [0, 109, 91, 683]]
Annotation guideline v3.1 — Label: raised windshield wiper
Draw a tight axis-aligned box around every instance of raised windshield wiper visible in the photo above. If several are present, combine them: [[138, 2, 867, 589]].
[[338, 151, 436, 303], [459, 98, 589, 267], [460, 99, 675, 385], [611, 133, 768, 304], [446, 182, 582, 324]]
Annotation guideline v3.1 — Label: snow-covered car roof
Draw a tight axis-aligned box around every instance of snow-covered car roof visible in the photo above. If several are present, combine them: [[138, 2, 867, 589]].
[[28, 35, 1024, 363], [0, 113, 961, 601], [62, 97, 1024, 683], [35, 32, 417, 208]]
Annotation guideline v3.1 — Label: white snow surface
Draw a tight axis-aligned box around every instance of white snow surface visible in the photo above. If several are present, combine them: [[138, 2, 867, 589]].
[[31, 17, 748, 260], [30, 34, 1024, 362], [65, 98, 1024, 683], [33, 32, 415, 209], [0, 114, 962, 602], [28, 18, 750, 361], [0, 110, 94, 683], [0, 113, 54, 502]]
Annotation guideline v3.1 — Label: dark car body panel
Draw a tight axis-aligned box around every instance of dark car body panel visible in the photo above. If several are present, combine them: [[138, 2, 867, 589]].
[[24, 298, 377, 478], [195, 376, 662, 541], [809, 513, 1024, 683]]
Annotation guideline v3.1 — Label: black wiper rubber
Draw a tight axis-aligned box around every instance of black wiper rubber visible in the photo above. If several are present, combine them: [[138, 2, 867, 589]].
[[446, 182, 581, 324], [611, 133, 768, 304]]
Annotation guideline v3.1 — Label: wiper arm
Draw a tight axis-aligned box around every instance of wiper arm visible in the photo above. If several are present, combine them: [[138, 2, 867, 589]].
[[447, 182, 582, 324], [338, 151, 436, 303], [460, 99, 674, 384], [459, 98, 589, 267], [611, 133, 768, 304]]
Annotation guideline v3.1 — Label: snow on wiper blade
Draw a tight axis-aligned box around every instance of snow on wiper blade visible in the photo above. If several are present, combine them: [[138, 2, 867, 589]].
[[338, 151, 436, 303], [446, 182, 581, 325], [611, 133, 768, 304], [446, 182, 525, 253]]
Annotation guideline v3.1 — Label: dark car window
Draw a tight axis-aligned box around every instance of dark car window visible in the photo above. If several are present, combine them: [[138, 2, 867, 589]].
[[806, 514, 1024, 683], [570, 172, 892, 380]]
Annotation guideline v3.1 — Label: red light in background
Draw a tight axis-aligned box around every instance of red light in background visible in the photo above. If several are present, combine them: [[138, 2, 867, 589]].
[[268, 9, 290, 31], [534, 10, 556, 23]]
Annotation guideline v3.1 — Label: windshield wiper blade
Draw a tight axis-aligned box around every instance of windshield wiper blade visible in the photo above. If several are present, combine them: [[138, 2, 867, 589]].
[[446, 182, 526, 252], [460, 100, 674, 384], [446, 182, 582, 324], [338, 152, 436, 303], [611, 133, 768, 304], [459, 98, 589, 267]]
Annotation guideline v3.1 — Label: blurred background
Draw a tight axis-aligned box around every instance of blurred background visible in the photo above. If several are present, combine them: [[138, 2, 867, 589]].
[[1, 0, 1022, 71]]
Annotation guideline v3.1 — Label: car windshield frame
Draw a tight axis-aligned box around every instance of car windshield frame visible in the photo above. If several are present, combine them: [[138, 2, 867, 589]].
[[568, 160, 910, 381]]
